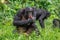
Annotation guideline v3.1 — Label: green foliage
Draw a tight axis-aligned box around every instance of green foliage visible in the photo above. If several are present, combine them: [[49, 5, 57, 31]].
[[0, 0, 60, 40]]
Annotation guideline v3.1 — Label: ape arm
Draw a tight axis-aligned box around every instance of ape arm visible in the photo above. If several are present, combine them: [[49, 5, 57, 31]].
[[13, 8, 36, 26], [13, 16, 34, 26]]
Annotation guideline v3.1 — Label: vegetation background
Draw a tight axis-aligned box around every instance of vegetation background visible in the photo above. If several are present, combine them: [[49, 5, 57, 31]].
[[0, 0, 60, 40]]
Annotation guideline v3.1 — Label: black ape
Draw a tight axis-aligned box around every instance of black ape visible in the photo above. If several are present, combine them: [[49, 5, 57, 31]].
[[53, 19, 60, 28], [13, 7, 40, 36], [13, 7, 50, 36], [32, 7, 50, 28]]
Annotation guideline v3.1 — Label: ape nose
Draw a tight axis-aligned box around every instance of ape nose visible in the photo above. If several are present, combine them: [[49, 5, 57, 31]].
[[29, 16, 32, 19]]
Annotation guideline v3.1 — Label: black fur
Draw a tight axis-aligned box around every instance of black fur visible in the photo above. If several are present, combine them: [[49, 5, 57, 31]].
[[53, 19, 60, 28], [13, 7, 40, 35], [13, 7, 50, 35], [32, 8, 50, 28]]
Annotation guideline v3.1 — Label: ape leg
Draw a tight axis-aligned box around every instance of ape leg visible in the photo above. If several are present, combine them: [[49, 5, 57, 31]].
[[39, 19, 44, 28], [38, 15, 45, 28], [23, 25, 34, 36], [25, 26, 34, 36], [25, 23, 40, 36]]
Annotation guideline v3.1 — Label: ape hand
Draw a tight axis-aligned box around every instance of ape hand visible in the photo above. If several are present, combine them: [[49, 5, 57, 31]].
[[28, 18, 35, 23], [31, 17, 36, 21], [29, 16, 36, 21]]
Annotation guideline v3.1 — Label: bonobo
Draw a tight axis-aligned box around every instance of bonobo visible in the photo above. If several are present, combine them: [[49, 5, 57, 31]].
[[32, 7, 50, 28], [13, 7, 40, 36], [53, 19, 60, 28]]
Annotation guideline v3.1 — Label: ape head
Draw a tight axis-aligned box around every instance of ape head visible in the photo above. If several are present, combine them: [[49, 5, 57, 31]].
[[24, 7, 33, 18], [25, 7, 33, 12]]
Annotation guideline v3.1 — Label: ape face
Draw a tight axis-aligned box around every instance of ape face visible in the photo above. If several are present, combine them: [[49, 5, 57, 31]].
[[25, 7, 33, 19], [27, 12, 33, 18]]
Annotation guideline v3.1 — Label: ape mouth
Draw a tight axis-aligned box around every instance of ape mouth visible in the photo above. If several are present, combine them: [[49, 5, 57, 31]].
[[29, 15, 33, 19]]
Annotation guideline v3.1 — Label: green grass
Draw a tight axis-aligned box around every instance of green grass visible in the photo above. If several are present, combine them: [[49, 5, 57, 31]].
[[0, 18, 60, 40], [0, 0, 60, 40]]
